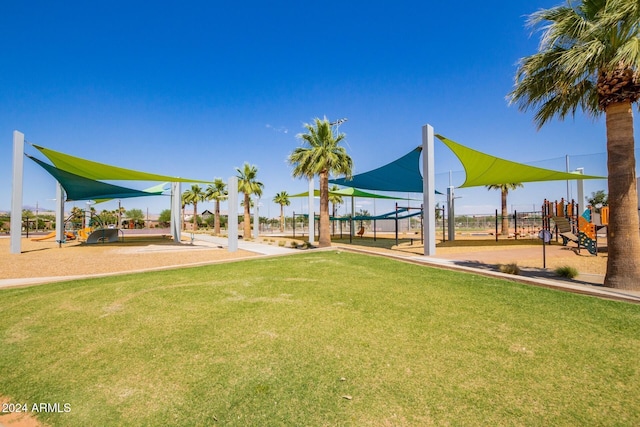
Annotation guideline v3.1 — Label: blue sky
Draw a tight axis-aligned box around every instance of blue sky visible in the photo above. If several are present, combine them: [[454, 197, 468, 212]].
[[1, 1, 620, 219]]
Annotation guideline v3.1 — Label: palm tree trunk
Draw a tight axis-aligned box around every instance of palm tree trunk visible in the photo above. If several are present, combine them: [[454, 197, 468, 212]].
[[214, 200, 220, 235], [604, 101, 640, 289], [243, 193, 251, 238], [501, 189, 509, 236], [193, 201, 198, 232], [319, 171, 331, 247], [280, 205, 284, 233]]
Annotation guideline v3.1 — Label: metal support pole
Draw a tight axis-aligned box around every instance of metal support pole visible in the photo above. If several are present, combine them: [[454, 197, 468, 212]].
[[395, 202, 399, 246], [55, 183, 65, 246], [422, 124, 436, 255], [170, 182, 182, 242], [447, 186, 455, 241], [228, 176, 238, 252], [10, 131, 25, 254], [420, 204, 424, 244], [576, 168, 584, 213], [308, 178, 315, 244]]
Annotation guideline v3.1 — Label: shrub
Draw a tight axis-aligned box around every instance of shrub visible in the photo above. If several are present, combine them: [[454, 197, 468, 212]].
[[278, 241, 285, 247], [499, 263, 520, 275], [555, 265, 579, 279]]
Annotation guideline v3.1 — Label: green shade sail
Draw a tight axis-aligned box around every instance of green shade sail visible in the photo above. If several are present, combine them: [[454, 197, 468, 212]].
[[33, 144, 208, 183], [436, 135, 606, 188], [28, 155, 166, 201], [93, 182, 170, 204]]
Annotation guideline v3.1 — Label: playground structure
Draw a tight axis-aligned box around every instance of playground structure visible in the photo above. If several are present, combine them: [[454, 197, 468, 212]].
[[29, 209, 124, 244], [31, 231, 76, 242], [542, 198, 609, 255], [292, 204, 424, 246]]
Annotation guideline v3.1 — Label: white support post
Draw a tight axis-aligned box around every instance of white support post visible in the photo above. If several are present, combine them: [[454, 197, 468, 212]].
[[55, 183, 65, 243], [422, 124, 436, 256], [447, 186, 456, 241], [576, 168, 584, 212], [308, 178, 315, 243], [10, 131, 25, 254], [170, 182, 182, 242], [85, 202, 92, 230], [228, 176, 238, 252]]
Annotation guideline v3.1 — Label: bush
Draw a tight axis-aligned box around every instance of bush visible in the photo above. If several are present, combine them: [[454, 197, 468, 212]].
[[555, 265, 579, 279], [499, 263, 520, 275]]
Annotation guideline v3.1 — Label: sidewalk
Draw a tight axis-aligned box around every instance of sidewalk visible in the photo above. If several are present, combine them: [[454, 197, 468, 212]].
[[334, 244, 640, 304], [188, 233, 297, 256]]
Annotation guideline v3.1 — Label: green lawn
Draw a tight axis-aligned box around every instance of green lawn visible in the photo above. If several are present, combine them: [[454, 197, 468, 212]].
[[1, 251, 639, 426]]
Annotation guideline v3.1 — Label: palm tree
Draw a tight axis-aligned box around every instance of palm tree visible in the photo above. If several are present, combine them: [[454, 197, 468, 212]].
[[509, 0, 640, 289], [289, 118, 353, 247], [236, 163, 264, 238], [180, 198, 187, 230], [206, 178, 227, 236], [329, 185, 343, 235], [182, 184, 206, 232], [486, 183, 523, 236], [273, 191, 291, 233]]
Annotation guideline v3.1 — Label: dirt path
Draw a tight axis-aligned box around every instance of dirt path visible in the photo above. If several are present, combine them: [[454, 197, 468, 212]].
[[0, 397, 45, 427]]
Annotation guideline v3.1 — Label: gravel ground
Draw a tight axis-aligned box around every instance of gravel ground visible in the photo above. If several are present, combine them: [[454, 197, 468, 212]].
[[0, 235, 256, 280]]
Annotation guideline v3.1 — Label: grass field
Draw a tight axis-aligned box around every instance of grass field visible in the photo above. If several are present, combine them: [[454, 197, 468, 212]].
[[1, 251, 639, 426]]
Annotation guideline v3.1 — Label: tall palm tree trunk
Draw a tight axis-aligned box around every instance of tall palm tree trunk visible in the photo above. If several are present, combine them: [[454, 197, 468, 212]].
[[280, 205, 285, 233], [319, 170, 331, 247], [214, 201, 220, 235], [501, 189, 509, 236], [193, 201, 198, 232], [243, 193, 251, 238], [604, 102, 640, 289]]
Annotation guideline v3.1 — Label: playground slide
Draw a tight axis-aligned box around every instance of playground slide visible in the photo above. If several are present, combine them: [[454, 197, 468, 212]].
[[31, 231, 76, 242], [77, 227, 92, 241], [86, 228, 120, 244], [31, 231, 56, 241]]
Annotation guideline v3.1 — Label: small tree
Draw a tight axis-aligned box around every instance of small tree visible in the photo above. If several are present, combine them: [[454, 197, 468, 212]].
[[183, 185, 206, 231], [587, 190, 608, 212], [485, 183, 523, 236], [236, 163, 264, 238], [206, 178, 227, 236], [158, 209, 171, 227], [328, 185, 343, 235], [125, 208, 145, 228], [273, 191, 291, 233]]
